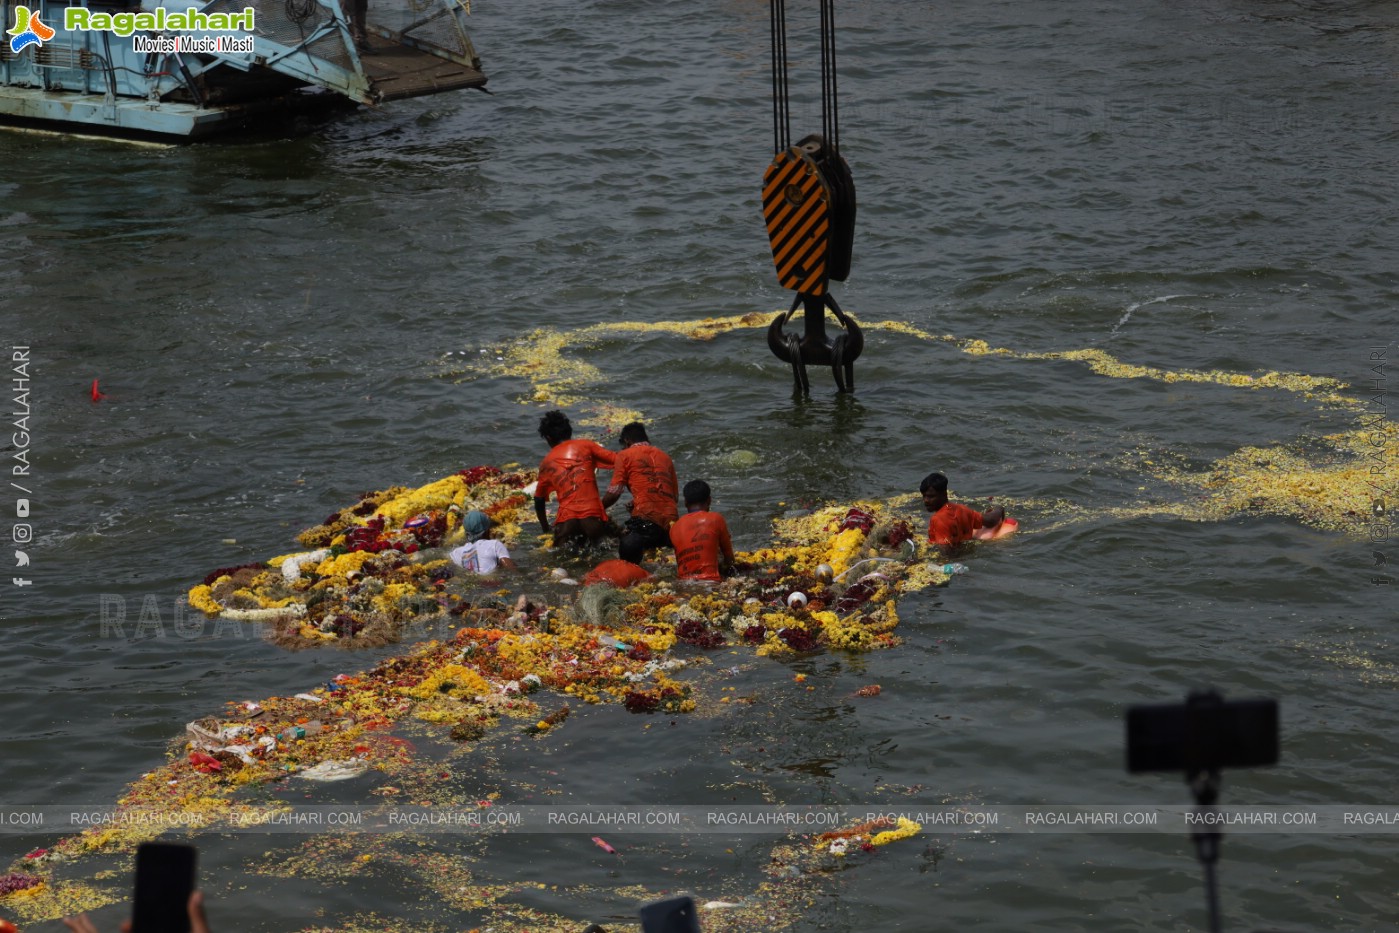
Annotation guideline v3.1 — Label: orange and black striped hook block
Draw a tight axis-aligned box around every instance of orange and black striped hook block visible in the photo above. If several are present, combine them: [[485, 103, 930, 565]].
[[762, 133, 862, 394], [763, 0, 860, 394]]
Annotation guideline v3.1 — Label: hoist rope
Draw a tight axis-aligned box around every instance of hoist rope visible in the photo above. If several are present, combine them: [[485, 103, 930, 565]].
[[770, 0, 791, 153]]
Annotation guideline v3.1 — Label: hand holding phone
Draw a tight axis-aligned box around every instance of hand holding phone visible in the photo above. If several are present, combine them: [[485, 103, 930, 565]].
[[61, 889, 209, 933]]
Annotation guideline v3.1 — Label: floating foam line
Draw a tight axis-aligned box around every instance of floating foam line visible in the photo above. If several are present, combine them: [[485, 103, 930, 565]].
[[453, 313, 1392, 537]]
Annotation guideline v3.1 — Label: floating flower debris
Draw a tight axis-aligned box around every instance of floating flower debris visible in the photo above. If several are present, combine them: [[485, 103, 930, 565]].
[[458, 312, 1364, 424], [0, 874, 42, 898], [183, 471, 929, 653], [3, 479, 944, 925], [456, 314, 1394, 540], [186, 466, 537, 649], [816, 815, 922, 857]]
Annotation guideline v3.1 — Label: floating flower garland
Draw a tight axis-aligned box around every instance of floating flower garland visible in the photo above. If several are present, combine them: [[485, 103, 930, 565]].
[[185, 468, 538, 649], [10, 476, 951, 927], [816, 816, 922, 857], [186, 471, 945, 653], [462, 312, 1391, 540]]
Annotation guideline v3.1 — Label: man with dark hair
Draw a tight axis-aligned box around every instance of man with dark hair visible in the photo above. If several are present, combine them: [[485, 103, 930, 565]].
[[669, 479, 734, 582], [920, 471, 1009, 553], [600, 421, 679, 564], [534, 410, 617, 548]]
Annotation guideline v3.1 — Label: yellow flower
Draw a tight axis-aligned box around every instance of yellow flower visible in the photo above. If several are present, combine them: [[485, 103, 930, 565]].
[[870, 817, 921, 846], [824, 527, 867, 577], [314, 550, 375, 579], [187, 585, 223, 617], [373, 475, 470, 527], [372, 582, 419, 616], [404, 664, 494, 700]]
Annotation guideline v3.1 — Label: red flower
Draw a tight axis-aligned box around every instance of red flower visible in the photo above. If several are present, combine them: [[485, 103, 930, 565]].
[[675, 619, 726, 649]]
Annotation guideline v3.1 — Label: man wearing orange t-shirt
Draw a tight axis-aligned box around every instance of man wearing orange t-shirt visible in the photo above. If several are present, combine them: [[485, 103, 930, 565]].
[[582, 559, 654, 589], [534, 410, 617, 548], [921, 471, 1009, 555], [600, 422, 679, 564], [669, 480, 734, 583]]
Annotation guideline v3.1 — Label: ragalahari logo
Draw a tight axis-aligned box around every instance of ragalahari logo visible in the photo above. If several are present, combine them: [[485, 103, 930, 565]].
[[8, 5, 55, 53]]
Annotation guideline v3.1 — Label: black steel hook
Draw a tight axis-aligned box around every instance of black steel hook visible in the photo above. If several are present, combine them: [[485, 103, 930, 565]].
[[767, 291, 863, 394]]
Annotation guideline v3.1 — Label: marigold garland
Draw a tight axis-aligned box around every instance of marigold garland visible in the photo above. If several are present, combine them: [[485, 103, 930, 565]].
[[10, 473, 959, 925]]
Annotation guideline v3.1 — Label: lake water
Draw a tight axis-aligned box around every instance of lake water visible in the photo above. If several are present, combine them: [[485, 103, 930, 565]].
[[1, 0, 1396, 930]]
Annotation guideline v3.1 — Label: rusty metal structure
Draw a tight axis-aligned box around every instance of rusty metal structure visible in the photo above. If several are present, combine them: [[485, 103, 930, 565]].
[[0, 0, 485, 139]]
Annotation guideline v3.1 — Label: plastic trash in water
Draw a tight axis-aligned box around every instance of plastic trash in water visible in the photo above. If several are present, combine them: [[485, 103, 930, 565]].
[[591, 836, 616, 854], [297, 759, 370, 782], [186, 720, 252, 748], [833, 557, 898, 581], [188, 751, 223, 773], [279, 720, 323, 741], [940, 563, 969, 575]]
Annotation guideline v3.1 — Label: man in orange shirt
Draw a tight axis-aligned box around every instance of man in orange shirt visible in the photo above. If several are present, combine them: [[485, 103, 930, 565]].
[[534, 410, 617, 549], [600, 422, 679, 565], [582, 559, 654, 589], [921, 472, 1012, 555], [669, 480, 734, 583]]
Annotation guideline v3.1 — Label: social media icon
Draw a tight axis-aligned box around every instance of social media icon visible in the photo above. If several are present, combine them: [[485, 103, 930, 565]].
[[14, 551, 28, 567], [15, 499, 29, 518], [1376, 552, 1389, 568], [12, 524, 31, 544], [12, 577, 31, 587], [1375, 499, 1388, 517]]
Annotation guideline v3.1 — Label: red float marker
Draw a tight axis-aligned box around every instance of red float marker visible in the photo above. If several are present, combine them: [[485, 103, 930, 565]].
[[90, 379, 107, 402]]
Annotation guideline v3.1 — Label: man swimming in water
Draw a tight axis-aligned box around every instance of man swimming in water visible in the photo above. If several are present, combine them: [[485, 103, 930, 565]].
[[449, 510, 517, 574], [534, 410, 617, 548], [920, 472, 1013, 553], [670, 480, 734, 582], [600, 421, 679, 564]]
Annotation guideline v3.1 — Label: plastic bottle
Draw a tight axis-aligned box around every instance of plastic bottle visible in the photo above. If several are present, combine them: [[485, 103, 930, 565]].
[[940, 563, 969, 575], [279, 720, 323, 741]]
